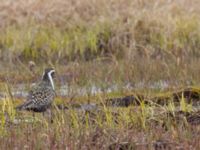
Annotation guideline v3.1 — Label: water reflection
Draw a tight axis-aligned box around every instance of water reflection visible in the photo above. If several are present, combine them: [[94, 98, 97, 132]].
[[0, 80, 193, 99]]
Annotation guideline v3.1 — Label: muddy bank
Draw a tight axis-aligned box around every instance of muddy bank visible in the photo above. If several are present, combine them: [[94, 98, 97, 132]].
[[106, 87, 200, 107]]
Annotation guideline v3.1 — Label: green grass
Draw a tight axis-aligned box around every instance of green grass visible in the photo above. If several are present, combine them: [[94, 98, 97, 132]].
[[0, 23, 112, 62]]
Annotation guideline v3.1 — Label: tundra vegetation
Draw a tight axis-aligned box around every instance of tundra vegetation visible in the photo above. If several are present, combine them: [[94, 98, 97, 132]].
[[0, 0, 200, 149]]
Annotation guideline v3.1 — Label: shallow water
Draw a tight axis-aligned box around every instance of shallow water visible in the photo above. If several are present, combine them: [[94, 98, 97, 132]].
[[0, 80, 193, 100]]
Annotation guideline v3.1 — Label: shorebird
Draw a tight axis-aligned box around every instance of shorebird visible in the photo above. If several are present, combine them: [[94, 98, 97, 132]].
[[16, 68, 56, 112]]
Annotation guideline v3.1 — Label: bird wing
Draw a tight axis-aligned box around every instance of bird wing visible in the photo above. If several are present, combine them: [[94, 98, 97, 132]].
[[27, 87, 55, 108]]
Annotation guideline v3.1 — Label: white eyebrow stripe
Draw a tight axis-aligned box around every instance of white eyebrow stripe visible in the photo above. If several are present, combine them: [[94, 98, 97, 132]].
[[48, 70, 55, 90]]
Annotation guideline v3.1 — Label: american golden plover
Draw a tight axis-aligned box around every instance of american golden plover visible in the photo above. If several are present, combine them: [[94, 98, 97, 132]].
[[16, 68, 56, 112]]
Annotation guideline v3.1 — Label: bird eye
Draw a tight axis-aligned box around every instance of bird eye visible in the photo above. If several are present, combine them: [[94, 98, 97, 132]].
[[51, 71, 55, 77]]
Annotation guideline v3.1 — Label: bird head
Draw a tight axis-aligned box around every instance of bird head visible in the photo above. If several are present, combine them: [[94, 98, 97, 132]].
[[42, 68, 56, 89]]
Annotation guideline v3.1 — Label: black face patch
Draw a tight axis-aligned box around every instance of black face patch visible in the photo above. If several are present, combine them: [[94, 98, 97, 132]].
[[50, 71, 55, 78], [42, 68, 55, 81]]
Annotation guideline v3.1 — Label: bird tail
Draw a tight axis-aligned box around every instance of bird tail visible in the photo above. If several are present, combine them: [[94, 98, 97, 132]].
[[15, 100, 33, 111]]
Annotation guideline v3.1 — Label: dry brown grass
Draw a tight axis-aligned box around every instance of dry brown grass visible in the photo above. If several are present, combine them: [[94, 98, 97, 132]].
[[0, 0, 199, 62], [0, 0, 199, 27]]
